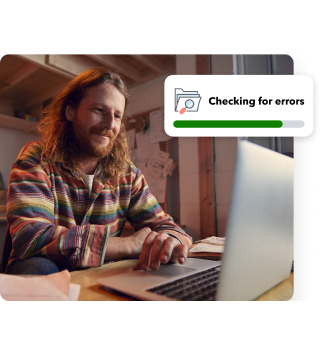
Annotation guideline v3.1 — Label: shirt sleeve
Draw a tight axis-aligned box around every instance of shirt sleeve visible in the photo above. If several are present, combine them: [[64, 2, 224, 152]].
[[6, 146, 109, 271], [126, 166, 193, 249]]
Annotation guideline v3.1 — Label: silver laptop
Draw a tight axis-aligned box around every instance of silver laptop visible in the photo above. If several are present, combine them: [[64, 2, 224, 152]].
[[97, 140, 293, 301]]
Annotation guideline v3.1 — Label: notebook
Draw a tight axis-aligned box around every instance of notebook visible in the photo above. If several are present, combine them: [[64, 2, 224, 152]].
[[97, 140, 294, 301]]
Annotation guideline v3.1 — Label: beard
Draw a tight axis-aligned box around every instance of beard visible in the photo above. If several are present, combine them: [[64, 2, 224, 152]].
[[72, 122, 116, 159]]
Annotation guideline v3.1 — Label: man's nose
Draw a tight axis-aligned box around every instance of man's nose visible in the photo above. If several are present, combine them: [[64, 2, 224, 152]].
[[103, 111, 115, 130]]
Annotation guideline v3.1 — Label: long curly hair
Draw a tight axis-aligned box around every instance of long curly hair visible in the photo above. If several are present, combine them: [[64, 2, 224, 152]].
[[38, 67, 132, 192]]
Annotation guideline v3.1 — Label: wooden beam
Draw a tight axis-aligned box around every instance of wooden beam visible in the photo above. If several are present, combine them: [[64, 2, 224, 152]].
[[196, 55, 216, 238], [196, 55, 211, 75], [131, 55, 165, 73], [87, 55, 142, 81], [0, 63, 39, 93], [198, 137, 216, 238], [19, 54, 45, 65], [46, 55, 101, 77], [18, 55, 73, 79], [129, 60, 175, 88]]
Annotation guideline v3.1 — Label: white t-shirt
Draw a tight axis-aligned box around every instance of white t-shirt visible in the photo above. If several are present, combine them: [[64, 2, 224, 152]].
[[82, 172, 95, 196], [82, 165, 100, 196]]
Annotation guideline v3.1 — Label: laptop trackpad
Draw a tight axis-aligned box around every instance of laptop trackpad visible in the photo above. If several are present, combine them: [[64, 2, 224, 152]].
[[142, 265, 196, 278]]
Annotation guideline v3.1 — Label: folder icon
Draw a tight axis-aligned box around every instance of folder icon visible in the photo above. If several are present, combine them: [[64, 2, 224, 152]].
[[175, 88, 202, 112]]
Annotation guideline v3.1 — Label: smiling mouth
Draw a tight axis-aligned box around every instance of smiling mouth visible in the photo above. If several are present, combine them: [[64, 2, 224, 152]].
[[93, 133, 110, 141], [91, 128, 113, 137]]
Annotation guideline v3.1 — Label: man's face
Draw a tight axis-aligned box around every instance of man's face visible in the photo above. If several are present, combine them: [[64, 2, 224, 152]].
[[67, 83, 126, 159]]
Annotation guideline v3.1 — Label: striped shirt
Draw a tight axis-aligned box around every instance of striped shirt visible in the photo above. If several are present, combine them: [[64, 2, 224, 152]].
[[6, 141, 192, 272]]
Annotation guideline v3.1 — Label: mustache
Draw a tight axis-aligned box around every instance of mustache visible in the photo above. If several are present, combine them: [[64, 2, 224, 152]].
[[90, 127, 115, 138]]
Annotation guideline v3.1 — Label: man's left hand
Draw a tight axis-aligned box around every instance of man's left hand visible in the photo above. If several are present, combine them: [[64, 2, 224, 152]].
[[133, 231, 188, 271]]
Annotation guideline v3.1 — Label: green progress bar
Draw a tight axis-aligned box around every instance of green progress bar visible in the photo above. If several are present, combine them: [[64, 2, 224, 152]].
[[173, 120, 283, 128]]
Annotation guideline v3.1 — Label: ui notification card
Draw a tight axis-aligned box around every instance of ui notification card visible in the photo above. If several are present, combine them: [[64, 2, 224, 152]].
[[165, 75, 313, 137]]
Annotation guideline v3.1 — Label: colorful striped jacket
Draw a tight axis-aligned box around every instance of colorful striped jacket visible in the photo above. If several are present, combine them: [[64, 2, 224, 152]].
[[6, 141, 192, 272]]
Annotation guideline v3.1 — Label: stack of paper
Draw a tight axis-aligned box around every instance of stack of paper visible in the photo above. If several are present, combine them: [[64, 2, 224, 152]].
[[0, 269, 80, 301], [188, 236, 225, 260]]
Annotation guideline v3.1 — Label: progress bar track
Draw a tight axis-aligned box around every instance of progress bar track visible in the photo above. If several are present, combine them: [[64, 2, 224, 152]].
[[173, 120, 304, 128]]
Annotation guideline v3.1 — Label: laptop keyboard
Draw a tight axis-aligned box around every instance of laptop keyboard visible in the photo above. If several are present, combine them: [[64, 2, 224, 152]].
[[147, 266, 220, 301]]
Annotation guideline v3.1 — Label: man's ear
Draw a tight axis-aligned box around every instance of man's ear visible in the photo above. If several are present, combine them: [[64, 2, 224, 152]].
[[65, 105, 75, 121]]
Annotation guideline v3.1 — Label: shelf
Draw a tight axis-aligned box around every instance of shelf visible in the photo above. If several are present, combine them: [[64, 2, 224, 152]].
[[0, 113, 38, 134]]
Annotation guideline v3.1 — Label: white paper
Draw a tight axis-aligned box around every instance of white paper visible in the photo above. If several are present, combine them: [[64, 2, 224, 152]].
[[189, 243, 224, 254], [162, 158, 173, 178], [195, 236, 226, 245], [69, 283, 81, 301], [147, 151, 170, 179], [0, 269, 80, 301], [149, 110, 172, 144]]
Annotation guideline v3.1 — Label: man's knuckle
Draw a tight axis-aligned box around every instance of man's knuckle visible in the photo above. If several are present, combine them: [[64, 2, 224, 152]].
[[154, 235, 165, 246], [146, 231, 156, 241], [143, 239, 152, 249]]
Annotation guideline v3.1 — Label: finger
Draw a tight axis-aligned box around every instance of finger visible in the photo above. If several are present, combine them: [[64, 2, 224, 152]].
[[159, 236, 179, 264], [149, 233, 170, 270], [133, 262, 141, 270], [133, 254, 142, 271], [170, 244, 188, 264], [137, 231, 158, 270]]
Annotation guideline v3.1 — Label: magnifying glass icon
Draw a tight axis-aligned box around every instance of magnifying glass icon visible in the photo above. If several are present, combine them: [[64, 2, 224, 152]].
[[179, 99, 195, 114]]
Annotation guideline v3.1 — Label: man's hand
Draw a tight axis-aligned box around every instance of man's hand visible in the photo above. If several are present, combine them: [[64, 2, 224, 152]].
[[133, 231, 188, 271]]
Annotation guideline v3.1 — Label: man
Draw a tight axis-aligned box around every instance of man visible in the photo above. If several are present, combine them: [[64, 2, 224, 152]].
[[5, 67, 192, 275]]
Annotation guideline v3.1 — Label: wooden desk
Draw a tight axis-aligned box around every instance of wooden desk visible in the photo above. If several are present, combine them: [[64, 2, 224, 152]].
[[70, 259, 294, 301], [255, 272, 294, 301], [70, 260, 138, 301]]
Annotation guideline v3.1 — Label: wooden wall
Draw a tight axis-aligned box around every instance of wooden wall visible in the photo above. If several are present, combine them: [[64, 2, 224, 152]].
[[196, 55, 217, 238]]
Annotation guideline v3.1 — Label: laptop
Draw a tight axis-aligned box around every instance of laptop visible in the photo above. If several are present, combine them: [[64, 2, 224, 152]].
[[97, 139, 294, 301]]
